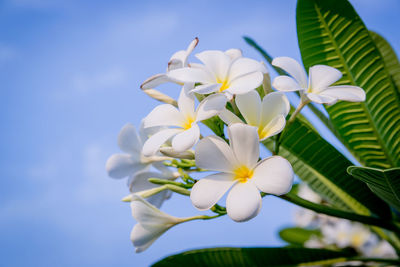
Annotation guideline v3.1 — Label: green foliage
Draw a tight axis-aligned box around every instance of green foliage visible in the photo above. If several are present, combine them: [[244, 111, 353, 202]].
[[152, 247, 355, 267], [296, 0, 400, 168], [370, 31, 400, 95], [279, 227, 321, 246], [263, 118, 391, 218], [348, 166, 400, 212]]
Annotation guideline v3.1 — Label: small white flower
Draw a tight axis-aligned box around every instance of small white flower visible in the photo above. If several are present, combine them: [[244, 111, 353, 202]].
[[106, 123, 168, 179], [142, 83, 227, 156], [322, 220, 371, 249], [219, 91, 290, 140], [367, 240, 397, 258], [190, 123, 294, 222], [130, 195, 191, 252], [167, 49, 267, 98], [272, 57, 366, 104], [140, 38, 199, 89]]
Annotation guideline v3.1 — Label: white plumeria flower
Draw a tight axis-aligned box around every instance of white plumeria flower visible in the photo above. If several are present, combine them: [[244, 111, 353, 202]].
[[142, 83, 227, 156], [367, 240, 397, 258], [130, 195, 200, 252], [322, 220, 371, 249], [190, 123, 294, 222], [167, 49, 267, 98], [272, 57, 366, 104], [128, 167, 179, 208], [106, 123, 170, 179], [219, 91, 290, 140], [140, 38, 199, 89]]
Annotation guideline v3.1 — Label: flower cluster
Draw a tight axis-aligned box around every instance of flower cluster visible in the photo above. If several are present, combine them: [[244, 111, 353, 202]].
[[106, 38, 367, 252], [292, 184, 396, 258]]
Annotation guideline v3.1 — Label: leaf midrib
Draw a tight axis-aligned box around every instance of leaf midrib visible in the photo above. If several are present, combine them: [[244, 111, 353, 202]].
[[313, 1, 395, 167], [383, 170, 400, 205]]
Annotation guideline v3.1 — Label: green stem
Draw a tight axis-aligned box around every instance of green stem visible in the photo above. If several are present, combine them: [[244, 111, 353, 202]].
[[275, 97, 310, 155], [148, 178, 192, 189], [278, 192, 400, 233]]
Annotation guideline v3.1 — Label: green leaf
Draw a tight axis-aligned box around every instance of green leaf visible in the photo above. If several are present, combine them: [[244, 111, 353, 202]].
[[279, 227, 321, 246], [152, 247, 355, 267], [296, 0, 400, 168], [348, 166, 400, 212], [369, 31, 400, 95], [263, 119, 391, 218]]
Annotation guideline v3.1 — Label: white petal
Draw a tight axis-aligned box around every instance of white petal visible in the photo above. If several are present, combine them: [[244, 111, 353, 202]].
[[129, 171, 168, 208], [195, 93, 227, 122], [272, 57, 308, 88], [131, 195, 180, 225], [168, 67, 215, 84], [171, 124, 200, 152], [227, 123, 259, 168], [142, 128, 182, 156], [228, 57, 265, 81], [185, 37, 199, 57], [190, 173, 236, 210], [195, 135, 238, 173], [144, 104, 185, 128], [168, 50, 186, 71], [225, 48, 242, 60], [306, 92, 336, 104], [235, 90, 261, 126], [309, 65, 342, 93], [195, 50, 231, 80], [259, 115, 286, 140], [141, 73, 172, 89], [191, 83, 221, 94], [218, 109, 243, 125], [177, 84, 195, 118], [227, 71, 263, 95], [259, 92, 290, 135], [131, 223, 168, 253], [118, 123, 142, 154], [226, 181, 261, 222], [261, 91, 290, 117], [252, 156, 294, 195], [317, 85, 366, 102], [106, 154, 145, 179], [272, 76, 302, 92]]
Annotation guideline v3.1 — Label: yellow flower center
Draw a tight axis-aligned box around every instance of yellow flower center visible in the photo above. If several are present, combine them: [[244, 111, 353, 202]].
[[351, 233, 364, 248], [183, 116, 195, 130], [258, 127, 268, 140], [217, 79, 230, 92], [233, 165, 254, 183]]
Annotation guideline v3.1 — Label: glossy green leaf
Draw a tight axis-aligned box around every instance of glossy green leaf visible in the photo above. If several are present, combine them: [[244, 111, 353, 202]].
[[348, 166, 400, 212], [263, 118, 391, 218], [152, 247, 355, 267], [370, 31, 400, 95], [297, 0, 400, 168], [279, 227, 321, 246]]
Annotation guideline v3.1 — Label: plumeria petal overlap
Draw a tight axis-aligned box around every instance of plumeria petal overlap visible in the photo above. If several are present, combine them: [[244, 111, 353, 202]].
[[142, 83, 227, 156], [191, 123, 294, 222]]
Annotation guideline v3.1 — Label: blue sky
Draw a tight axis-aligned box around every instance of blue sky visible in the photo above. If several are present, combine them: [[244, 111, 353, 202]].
[[0, 0, 399, 266]]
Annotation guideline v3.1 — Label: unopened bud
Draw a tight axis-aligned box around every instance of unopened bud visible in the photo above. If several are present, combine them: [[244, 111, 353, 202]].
[[160, 147, 195, 160]]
